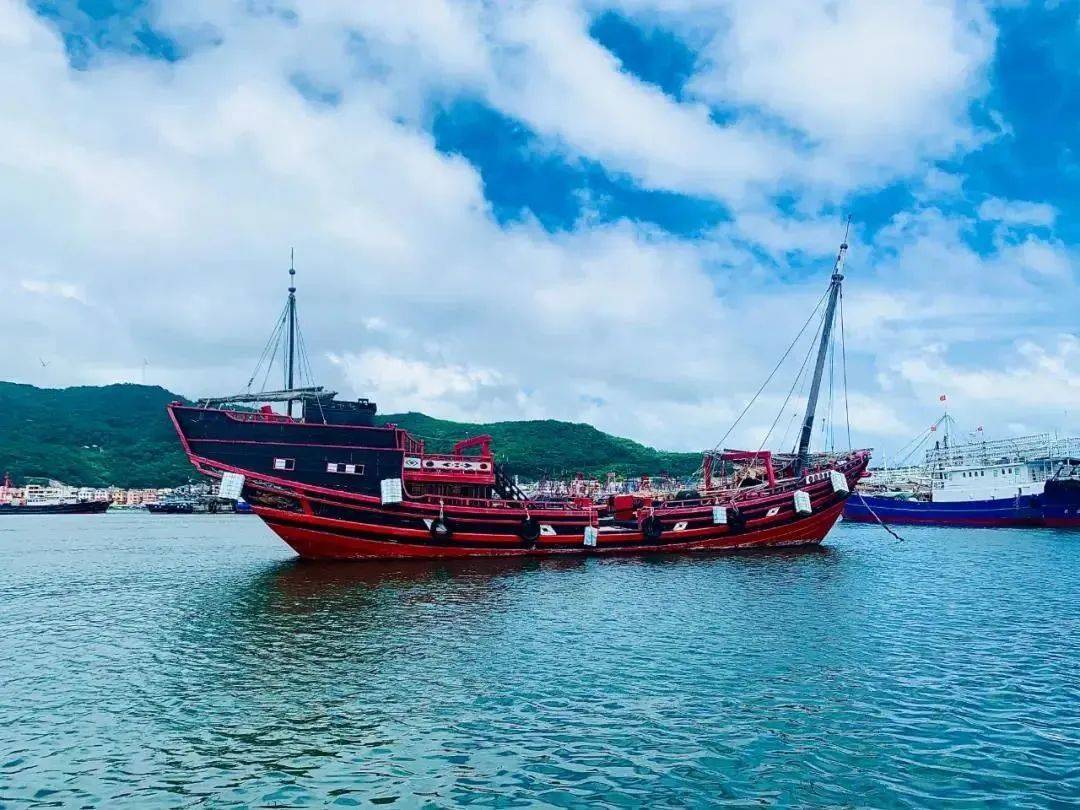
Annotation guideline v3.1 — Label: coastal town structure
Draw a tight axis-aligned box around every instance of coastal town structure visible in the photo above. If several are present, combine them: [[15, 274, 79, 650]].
[[1, 476, 172, 508]]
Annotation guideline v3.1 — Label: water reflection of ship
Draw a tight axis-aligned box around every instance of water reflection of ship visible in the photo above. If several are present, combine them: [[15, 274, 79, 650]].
[[256, 555, 582, 612], [244, 550, 835, 619], [164, 549, 844, 730], [169, 556, 567, 691]]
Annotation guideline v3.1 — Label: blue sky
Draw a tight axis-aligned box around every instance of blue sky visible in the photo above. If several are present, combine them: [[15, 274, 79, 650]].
[[4, 0, 1079, 456]]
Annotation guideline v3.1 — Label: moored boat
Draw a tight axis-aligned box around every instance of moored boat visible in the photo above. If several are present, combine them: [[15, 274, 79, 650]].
[[0, 499, 111, 515], [146, 499, 196, 514], [169, 240, 871, 560], [845, 423, 1080, 528], [0, 472, 111, 514]]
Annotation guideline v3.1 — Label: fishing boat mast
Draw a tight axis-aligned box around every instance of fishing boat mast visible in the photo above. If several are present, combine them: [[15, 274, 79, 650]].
[[794, 219, 850, 476]]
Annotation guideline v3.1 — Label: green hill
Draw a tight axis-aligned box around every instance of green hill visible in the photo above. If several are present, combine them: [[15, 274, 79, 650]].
[[0, 382, 701, 487], [376, 412, 701, 481], [0, 382, 194, 488]]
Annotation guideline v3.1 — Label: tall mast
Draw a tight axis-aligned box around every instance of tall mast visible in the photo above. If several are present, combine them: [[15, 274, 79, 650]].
[[794, 218, 850, 476], [286, 248, 297, 416]]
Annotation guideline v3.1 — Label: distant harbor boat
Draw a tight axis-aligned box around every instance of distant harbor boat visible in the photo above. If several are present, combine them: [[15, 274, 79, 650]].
[[0, 499, 111, 515], [845, 421, 1080, 528], [145, 499, 196, 514], [0, 473, 111, 514]]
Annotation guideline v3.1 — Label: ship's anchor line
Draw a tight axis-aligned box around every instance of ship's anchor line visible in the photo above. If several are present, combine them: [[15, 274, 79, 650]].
[[168, 229, 874, 560], [854, 491, 906, 542]]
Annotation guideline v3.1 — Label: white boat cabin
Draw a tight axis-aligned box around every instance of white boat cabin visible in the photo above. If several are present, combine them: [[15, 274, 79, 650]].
[[926, 434, 1079, 503]]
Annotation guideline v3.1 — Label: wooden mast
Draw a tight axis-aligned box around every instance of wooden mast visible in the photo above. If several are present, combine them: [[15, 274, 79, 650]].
[[795, 219, 850, 476], [286, 248, 297, 418]]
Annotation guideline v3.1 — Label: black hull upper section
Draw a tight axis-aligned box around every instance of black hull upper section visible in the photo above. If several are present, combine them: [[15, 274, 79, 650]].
[[169, 405, 405, 498]]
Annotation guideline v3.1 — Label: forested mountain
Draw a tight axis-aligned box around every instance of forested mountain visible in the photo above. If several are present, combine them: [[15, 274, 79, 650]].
[[0, 382, 193, 487], [0, 382, 700, 487]]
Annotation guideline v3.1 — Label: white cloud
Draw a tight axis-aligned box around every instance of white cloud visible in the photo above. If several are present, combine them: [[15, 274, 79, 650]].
[[997, 236, 1073, 280], [605, 0, 998, 199], [915, 168, 965, 201], [480, 2, 799, 204], [688, 0, 996, 164], [329, 350, 518, 420], [895, 335, 1080, 427], [978, 196, 1058, 227], [0, 0, 1076, 460], [20, 279, 86, 303]]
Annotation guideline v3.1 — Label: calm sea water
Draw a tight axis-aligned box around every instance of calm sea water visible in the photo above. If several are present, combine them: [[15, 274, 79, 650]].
[[1, 515, 1079, 808]]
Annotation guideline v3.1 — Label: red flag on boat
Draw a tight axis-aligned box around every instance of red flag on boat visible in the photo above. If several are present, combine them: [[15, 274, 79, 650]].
[[930, 425, 937, 432], [939, 394, 947, 401]]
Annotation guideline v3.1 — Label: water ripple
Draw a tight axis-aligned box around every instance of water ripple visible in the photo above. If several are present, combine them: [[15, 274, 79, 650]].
[[1, 517, 1079, 807]]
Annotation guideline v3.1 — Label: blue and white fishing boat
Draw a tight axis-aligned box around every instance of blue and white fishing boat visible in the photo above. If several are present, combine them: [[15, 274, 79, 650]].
[[845, 417, 1080, 528]]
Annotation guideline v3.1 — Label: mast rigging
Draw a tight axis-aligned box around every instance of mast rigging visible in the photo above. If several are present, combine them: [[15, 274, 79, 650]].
[[795, 217, 850, 475], [286, 248, 297, 417]]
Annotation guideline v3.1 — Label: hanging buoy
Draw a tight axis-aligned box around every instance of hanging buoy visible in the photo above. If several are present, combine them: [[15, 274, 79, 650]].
[[830, 470, 849, 494], [712, 505, 727, 525], [583, 525, 598, 547], [380, 477, 403, 505], [794, 490, 812, 515]]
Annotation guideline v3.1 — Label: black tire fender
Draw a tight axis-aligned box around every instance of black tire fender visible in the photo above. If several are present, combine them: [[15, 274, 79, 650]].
[[641, 515, 664, 541], [728, 507, 747, 530], [519, 517, 542, 544], [429, 517, 454, 543]]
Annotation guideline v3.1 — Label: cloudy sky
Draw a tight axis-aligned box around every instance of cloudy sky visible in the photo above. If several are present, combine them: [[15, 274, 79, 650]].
[[2, 0, 1078, 458]]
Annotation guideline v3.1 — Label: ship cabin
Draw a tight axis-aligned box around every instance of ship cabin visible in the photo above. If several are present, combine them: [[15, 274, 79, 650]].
[[926, 434, 1080, 503], [170, 388, 526, 508]]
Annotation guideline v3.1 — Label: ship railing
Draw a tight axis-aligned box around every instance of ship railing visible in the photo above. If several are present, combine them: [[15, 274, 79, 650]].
[[400, 434, 425, 455], [408, 492, 586, 512], [924, 434, 1080, 466], [221, 409, 294, 424]]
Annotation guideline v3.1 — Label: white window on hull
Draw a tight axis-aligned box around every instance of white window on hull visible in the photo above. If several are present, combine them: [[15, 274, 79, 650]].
[[273, 458, 295, 471], [327, 463, 365, 475]]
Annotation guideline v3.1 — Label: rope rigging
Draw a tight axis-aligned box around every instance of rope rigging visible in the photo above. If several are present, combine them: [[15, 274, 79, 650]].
[[727, 290, 829, 499], [704, 218, 857, 495], [699, 286, 831, 481], [238, 254, 323, 418], [244, 300, 289, 395], [839, 289, 852, 450]]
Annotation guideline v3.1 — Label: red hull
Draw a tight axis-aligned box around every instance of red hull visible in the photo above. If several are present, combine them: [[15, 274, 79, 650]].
[[255, 500, 847, 560], [165, 402, 869, 562]]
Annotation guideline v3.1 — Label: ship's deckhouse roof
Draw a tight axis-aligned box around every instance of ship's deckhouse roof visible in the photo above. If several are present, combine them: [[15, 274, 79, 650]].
[[198, 387, 336, 405]]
